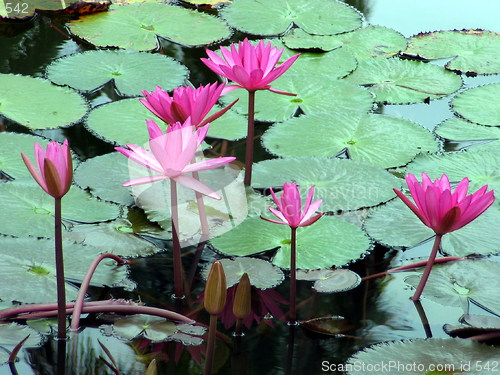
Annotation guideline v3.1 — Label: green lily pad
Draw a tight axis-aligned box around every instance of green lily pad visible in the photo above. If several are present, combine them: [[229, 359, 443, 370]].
[[111, 315, 205, 344], [0, 323, 42, 363], [74, 152, 135, 205], [297, 269, 361, 293], [346, 338, 500, 375], [201, 257, 284, 289], [64, 218, 162, 257], [68, 3, 231, 50], [405, 260, 500, 314], [206, 106, 248, 141], [0, 73, 88, 129], [345, 58, 463, 104], [252, 157, 402, 212], [262, 113, 439, 168], [211, 216, 371, 270], [406, 29, 500, 75], [0, 132, 50, 179], [46, 50, 188, 97], [221, 75, 374, 122], [220, 0, 362, 36], [0, 180, 120, 238], [364, 198, 499, 256], [0, 237, 131, 303], [405, 151, 500, 194], [282, 25, 407, 59], [451, 83, 500, 126], [435, 117, 500, 140]]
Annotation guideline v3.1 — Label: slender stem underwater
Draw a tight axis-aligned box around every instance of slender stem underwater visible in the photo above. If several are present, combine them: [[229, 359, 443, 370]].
[[192, 170, 210, 241], [289, 227, 297, 324], [244, 90, 256, 186], [54, 198, 67, 340], [171, 179, 184, 299], [412, 234, 443, 301]]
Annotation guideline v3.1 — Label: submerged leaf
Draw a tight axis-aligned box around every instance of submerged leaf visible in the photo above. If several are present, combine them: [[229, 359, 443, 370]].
[[0, 73, 88, 129], [46, 50, 188, 96]]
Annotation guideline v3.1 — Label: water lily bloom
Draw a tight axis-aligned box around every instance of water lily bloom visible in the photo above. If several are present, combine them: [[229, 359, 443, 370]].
[[21, 140, 73, 199], [262, 182, 324, 229], [201, 38, 300, 95], [140, 83, 235, 127], [394, 173, 495, 235], [116, 119, 235, 199]]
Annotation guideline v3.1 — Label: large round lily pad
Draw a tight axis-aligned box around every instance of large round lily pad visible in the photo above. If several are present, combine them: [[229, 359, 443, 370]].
[[406, 29, 500, 75], [210, 216, 371, 270], [220, 0, 362, 36], [435, 117, 500, 141], [451, 83, 500, 126], [68, 3, 231, 50], [345, 57, 463, 104], [262, 113, 439, 168], [46, 50, 188, 96], [252, 157, 402, 212], [0, 73, 88, 129], [0, 180, 121, 238]]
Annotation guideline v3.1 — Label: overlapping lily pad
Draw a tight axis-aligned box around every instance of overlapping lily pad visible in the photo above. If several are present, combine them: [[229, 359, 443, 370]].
[[0, 132, 49, 179], [405, 151, 500, 194], [201, 257, 284, 289], [346, 338, 500, 375], [451, 83, 500, 126], [0, 323, 42, 364], [205, 106, 247, 141], [46, 50, 188, 96], [0, 237, 131, 303], [221, 76, 374, 122], [0, 73, 88, 129], [252, 157, 402, 212], [297, 269, 361, 293], [345, 58, 463, 104], [110, 315, 205, 344], [406, 29, 500, 74], [282, 25, 407, 59], [68, 3, 231, 50], [220, 0, 362, 36], [364, 198, 499, 255], [435, 117, 500, 140], [262, 113, 439, 168], [210, 216, 371, 269], [0, 180, 121, 238], [405, 260, 500, 313]]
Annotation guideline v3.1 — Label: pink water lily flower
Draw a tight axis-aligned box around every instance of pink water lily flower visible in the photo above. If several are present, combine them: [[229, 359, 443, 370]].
[[140, 83, 235, 128], [394, 173, 495, 235], [21, 140, 73, 199], [261, 182, 324, 228], [115, 119, 235, 199], [201, 38, 300, 95]]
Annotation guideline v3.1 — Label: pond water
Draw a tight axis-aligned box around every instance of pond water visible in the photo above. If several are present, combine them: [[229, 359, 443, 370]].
[[0, 0, 499, 374]]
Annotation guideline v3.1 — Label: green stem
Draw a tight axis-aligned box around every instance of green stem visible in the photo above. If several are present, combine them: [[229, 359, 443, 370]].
[[289, 227, 297, 324], [411, 234, 443, 301], [171, 179, 184, 299], [204, 314, 218, 375], [54, 198, 66, 340], [243, 90, 256, 186]]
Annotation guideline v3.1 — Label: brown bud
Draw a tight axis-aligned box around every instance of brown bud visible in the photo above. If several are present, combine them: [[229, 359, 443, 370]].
[[233, 273, 251, 320], [204, 261, 227, 315]]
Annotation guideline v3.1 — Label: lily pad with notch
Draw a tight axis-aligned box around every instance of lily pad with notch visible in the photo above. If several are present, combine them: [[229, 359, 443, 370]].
[[68, 3, 231, 50], [220, 0, 362, 37], [210, 216, 371, 270], [406, 29, 500, 75], [345, 57, 463, 104], [262, 113, 439, 168], [0, 73, 88, 129], [252, 157, 402, 212], [46, 50, 188, 97]]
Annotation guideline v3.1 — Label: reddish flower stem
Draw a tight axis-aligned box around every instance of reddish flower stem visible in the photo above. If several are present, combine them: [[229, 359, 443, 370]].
[[361, 256, 465, 281], [171, 179, 185, 299], [70, 253, 128, 331], [54, 197, 67, 340], [192, 171, 209, 241], [469, 331, 500, 342], [243, 90, 256, 186], [203, 314, 218, 375], [289, 227, 297, 324], [412, 234, 443, 301]]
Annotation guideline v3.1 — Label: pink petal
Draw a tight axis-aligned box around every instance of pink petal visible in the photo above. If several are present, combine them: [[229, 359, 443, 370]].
[[182, 157, 236, 173], [122, 174, 168, 187], [260, 216, 288, 226], [393, 188, 431, 227], [268, 206, 289, 224], [299, 213, 324, 227]]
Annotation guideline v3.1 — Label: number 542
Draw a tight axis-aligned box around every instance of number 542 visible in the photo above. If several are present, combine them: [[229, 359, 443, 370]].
[[5, 2, 29, 14]]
